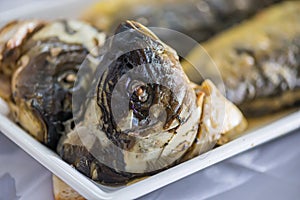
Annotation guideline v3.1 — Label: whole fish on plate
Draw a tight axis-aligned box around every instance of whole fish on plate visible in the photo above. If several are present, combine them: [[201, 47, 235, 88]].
[[183, 1, 300, 116], [82, 0, 282, 43], [0, 20, 106, 150], [58, 21, 247, 185]]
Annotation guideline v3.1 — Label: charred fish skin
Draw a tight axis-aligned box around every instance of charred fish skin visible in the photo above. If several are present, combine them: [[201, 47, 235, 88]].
[[95, 20, 200, 173], [82, 0, 282, 43], [59, 20, 247, 185], [96, 20, 197, 150], [0, 20, 45, 100], [59, 20, 201, 184], [0, 20, 45, 77], [183, 1, 300, 116], [2, 20, 105, 150], [11, 39, 88, 149], [59, 131, 139, 186]]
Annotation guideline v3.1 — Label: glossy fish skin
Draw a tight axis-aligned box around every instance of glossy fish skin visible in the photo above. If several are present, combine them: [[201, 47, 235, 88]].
[[183, 1, 300, 116], [0, 20, 45, 100], [0, 19, 247, 187], [60, 20, 201, 185], [0, 20, 105, 150], [82, 0, 282, 43], [59, 131, 140, 186], [59, 131, 138, 185], [96, 21, 198, 150], [59, 21, 246, 186], [0, 20, 45, 77]]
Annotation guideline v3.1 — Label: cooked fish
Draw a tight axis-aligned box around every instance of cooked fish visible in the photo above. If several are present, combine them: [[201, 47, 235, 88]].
[[183, 1, 300, 116], [59, 21, 246, 185], [0, 20, 105, 150], [0, 20, 45, 100], [0, 17, 247, 185], [82, 0, 282, 43]]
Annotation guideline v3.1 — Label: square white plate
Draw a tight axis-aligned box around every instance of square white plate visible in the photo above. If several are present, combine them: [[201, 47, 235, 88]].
[[1, 1, 300, 199]]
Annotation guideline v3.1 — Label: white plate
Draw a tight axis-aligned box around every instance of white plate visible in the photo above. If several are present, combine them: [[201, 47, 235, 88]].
[[1, 1, 300, 199], [1, 98, 300, 200]]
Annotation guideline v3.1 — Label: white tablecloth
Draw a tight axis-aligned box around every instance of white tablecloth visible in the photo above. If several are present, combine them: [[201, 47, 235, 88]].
[[1, 129, 300, 200]]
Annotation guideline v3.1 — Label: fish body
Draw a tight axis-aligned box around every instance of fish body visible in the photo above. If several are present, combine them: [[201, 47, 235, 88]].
[[183, 1, 300, 116], [82, 0, 282, 43]]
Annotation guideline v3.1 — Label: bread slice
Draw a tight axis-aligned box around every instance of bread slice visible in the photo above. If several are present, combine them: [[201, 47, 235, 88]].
[[52, 175, 85, 200]]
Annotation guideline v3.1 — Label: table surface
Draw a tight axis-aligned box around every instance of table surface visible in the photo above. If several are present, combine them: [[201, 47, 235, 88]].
[[0, 1, 300, 200]]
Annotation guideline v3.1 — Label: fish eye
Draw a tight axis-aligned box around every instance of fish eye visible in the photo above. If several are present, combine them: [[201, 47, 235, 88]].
[[134, 85, 148, 103], [128, 80, 145, 93], [128, 83, 152, 121], [128, 80, 149, 103], [58, 70, 77, 89]]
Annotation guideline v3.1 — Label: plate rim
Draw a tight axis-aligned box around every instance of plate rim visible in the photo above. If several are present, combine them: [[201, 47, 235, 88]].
[[1, 108, 300, 199]]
